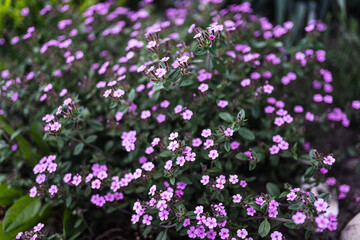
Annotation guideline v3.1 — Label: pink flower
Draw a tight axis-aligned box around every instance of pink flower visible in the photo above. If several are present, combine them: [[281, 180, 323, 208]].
[[115, 112, 124, 121], [272, 135, 283, 143], [168, 141, 179, 151], [192, 138, 202, 147], [29, 186, 37, 198], [142, 214, 153, 225], [16, 232, 23, 239], [63, 173, 72, 183], [169, 132, 178, 140], [229, 175, 239, 184], [141, 110, 151, 119], [155, 68, 167, 78], [247, 207, 256, 216], [287, 192, 297, 201], [233, 194, 242, 203], [187, 226, 197, 238], [201, 175, 210, 185], [201, 129, 212, 138], [352, 100, 360, 109], [156, 113, 166, 123], [113, 89, 125, 98], [33, 223, 44, 232], [194, 206, 204, 215], [274, 117, 285, 126], [265, 106, 275, 113], [205, 217, 217, 229], [339, 184, 350, 193], [219, 228, 229, 239], [174, 105, 183, 114], [294, 105, 304, 113], [224, 128, 234, 137], [240, 180, 247, 188], [36, 174, 46, 184], [159, 210, 169, 221], [217, 100, 228, 108], [256, 196, 265, 205], [292, 212, 306, 224], [241, 78, 251, 87], [263, 84, 274, 94], [204, 139, 214, 149], [270, 231, 283, 240], [315, 215, 329, 230], [91, 179, 101, 189], [181, 109, 193, 120], [198, 83, 209, 92], [269, 145, 280, 155], [278, 140, 289, 150], [237, 228, 248, 239], [208, 150, 219, 160], [323, 155, 335, 165], [176, 156, 186, 166], [164, 160, 173, 170], [149, 185, 156, 196], [48, 185, 58, 196], [314, 198, 328, 213]]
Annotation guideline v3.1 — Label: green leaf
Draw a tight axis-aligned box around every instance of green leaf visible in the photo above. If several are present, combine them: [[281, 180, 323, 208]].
[[235, 153, 249, 161], [63, 208, 85, 239], [211, 57, 225, 72], [251, 40, 267, 49], [109, 102, 118, 109], [309, 192, 316, 202], [3, 196, 41, 233], [163, 81, 171, 91], [31, 122, 50, 154], [288, 201, 304, 210], [249, 162, 256, 171], [135, 186, 147, 193], [175, 222, 183, 231], [258, 219, 271, 237], [85, 135, 97, 143], [170, 177, 175, 185], [305, 229, 311, 239], [0, 203, 50, 240], [209, 44, 217, 56], [66, 196, 72, 208], [74, 143, 84, 155], [0, 116, 40, 165], [219, 112, 233, 123], [318, 193, 330, 201], [168, 69, 181, 82], [237, 109, 245, 119], [0, 184, 22, 206], [304, 167, 316, 178], [143, 226, 152, 236], [284, 221, 297, 229], [252, 149, 264, 161], [279, 191, 288, 198], [129, 89, 136, 102], [224, 141, 230, 152], [309, 149, 316, 160], [266, 182, 280, 198], [238, 128, 255, 141], [156, 230, 168, 240], [194, 48, 208, 55]]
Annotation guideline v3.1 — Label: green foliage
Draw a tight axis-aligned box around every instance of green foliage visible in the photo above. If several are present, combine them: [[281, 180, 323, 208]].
[[0, 183, 22, 206], [3, 196, 41, 232]]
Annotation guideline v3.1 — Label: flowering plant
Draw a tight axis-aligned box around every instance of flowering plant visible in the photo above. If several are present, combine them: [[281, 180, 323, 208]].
[[0, 0, 359, 240]]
